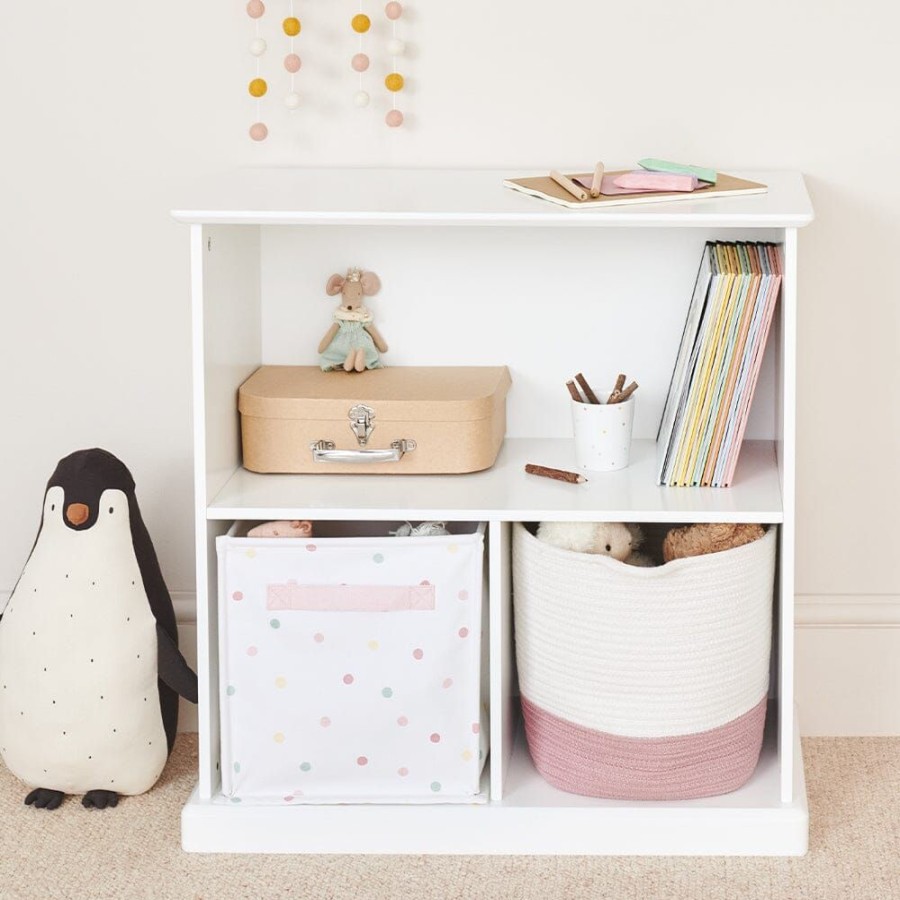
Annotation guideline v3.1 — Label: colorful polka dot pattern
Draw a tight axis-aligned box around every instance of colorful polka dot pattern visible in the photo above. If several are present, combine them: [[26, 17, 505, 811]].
[[220, 529, 486, 801]]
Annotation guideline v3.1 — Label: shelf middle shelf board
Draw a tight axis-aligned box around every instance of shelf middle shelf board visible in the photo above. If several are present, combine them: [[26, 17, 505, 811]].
[[207, 438, 783, 523]]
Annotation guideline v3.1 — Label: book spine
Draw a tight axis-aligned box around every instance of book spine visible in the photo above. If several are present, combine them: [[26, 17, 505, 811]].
[[701, 245, 761, 485], [721, 257, 783, 486]]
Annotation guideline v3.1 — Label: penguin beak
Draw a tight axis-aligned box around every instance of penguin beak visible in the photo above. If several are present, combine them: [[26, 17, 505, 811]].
[[66, 503, 90, 526]]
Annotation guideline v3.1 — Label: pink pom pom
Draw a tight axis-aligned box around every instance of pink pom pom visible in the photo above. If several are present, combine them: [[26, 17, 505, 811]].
[[249, 122, 268, 142], [351, 53, 370, 72], [385, 2, 402, 20], [284, 53, 302, 73], [385, 109, 404, 127], [246, 0, 265, 19]]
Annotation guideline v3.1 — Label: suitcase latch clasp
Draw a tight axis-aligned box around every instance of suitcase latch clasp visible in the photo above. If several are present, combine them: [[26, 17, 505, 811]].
[[348, 404, 375, 446]]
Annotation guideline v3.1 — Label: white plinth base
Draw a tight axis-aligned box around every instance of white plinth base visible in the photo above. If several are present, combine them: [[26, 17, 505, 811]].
[[182, 719, 808, 856]]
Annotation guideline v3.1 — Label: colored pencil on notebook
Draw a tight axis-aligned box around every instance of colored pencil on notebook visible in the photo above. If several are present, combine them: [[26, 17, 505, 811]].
[[590, 162, 605, 198], [550, 170, 588, 202]]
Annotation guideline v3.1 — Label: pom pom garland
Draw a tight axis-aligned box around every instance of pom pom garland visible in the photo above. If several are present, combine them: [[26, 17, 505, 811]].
[[249, 77, 268, 98], [242, 2, 411, 134], [247, 0, 268, 140], [283, 1, 302, 118], [351, 4, 371, 110], [351, 14, 371, 33], [384, 3, 405, 127]]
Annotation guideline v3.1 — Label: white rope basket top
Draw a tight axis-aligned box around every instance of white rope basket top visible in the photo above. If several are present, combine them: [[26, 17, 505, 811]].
[[512, 523, 776, 738]]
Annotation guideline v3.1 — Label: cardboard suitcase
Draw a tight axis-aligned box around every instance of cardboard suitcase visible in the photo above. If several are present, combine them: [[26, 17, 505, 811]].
[[238, 365, 512, 474]]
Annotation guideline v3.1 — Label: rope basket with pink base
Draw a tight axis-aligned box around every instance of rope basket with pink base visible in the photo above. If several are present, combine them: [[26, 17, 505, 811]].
[[512, 523, 776, 801]]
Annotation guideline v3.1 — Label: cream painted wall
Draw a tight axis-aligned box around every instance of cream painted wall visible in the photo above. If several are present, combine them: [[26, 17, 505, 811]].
[[1, 3, 898, 729]]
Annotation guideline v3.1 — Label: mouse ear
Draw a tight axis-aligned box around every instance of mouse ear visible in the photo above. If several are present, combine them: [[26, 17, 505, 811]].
[[360, 271, 381, 296], [326, 274, 345, 295]]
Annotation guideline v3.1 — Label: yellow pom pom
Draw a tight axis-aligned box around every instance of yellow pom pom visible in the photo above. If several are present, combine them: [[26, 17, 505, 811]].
[[384, 72, 404, 92], [283, 16, 301, 36], [248, 78, 268, 98], [351, 13, 371, 33]]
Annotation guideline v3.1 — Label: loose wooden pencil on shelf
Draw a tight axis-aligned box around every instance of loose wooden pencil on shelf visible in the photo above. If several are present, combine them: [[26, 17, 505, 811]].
[[524, 463, 587, 484]]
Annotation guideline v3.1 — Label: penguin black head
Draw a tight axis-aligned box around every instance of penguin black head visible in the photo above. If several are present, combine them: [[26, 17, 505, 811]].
[[46, 449, 136, 532], [35, 447, 175, 637]]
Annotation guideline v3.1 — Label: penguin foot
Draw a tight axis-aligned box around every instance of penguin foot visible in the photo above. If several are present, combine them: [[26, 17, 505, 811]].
[[82, 789, 119, 810], [24, 788, 65, 811]]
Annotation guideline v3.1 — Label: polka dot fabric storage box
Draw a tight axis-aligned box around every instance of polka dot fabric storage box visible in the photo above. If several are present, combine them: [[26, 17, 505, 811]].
[[512, 523, 776, 801], [217, 521, 488, 804]]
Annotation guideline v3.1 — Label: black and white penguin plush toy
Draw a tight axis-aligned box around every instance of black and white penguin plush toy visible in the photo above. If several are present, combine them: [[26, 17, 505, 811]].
[[0, 449, 197, 810]]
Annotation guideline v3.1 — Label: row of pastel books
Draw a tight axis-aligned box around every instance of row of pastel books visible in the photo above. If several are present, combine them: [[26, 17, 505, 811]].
[[656, 241, 783, 487]]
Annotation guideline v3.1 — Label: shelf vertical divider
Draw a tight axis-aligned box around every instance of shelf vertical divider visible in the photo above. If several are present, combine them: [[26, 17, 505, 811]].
[[489, 519, 516, 800]]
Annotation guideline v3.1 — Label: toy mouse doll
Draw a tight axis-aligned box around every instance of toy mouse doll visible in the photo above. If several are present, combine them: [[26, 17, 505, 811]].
[[318, 268, 388, 372]]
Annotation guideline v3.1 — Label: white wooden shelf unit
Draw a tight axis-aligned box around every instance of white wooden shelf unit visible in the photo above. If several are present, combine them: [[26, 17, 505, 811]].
[[174, 168, 813, 856]]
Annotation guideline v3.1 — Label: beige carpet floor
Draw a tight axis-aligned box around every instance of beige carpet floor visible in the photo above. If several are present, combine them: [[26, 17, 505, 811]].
[[1, 735, 899, 899]]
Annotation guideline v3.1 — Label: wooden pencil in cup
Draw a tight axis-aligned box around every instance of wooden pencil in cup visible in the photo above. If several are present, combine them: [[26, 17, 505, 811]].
[[550, 170, 589, 202], [574, 372, 601, 404], [566, 380, 584, 402], [608, 381, 639, 404], [525, 463, 587, 484]]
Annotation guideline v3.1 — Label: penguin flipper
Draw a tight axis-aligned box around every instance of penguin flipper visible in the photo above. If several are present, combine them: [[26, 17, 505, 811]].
[[156, 623, 198, 703]]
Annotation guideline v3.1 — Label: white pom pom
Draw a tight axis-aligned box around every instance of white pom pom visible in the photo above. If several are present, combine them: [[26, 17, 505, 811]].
[[249, 37, 267, 57], [354, 90, 370, 108], [284, 91, 301, 110], [387, 37, 406, 56]]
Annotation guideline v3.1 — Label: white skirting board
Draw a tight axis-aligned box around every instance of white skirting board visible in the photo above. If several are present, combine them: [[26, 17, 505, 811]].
[[2, 591, 898, 736], [176, 618, 199, 733], [174, 625, 900, 735], [174, 594, 900, 737], [795, 594, 900, 736], [2, 591, 896, 736]]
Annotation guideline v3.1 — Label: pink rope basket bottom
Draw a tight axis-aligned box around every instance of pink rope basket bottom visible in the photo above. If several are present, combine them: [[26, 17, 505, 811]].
[[521, 694, 768, 801]]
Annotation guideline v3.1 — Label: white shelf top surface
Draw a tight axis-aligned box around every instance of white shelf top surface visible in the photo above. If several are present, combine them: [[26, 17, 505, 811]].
[[172, 168, 813, 228], [207, 438, 783, 523]]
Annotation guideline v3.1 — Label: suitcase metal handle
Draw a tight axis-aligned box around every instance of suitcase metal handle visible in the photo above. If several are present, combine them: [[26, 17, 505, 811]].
[[310, 439, 417, 464]]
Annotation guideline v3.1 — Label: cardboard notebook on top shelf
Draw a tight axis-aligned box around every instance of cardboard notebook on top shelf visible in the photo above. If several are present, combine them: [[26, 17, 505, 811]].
[[503, 171, 767, 209]]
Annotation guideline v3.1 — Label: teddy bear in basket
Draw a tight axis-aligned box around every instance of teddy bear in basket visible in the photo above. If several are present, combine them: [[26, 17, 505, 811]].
[[662, 522, 766, 561], [319, 268, 388, 372], [536, 521, 654, 566], [536, 521, 767, 565]]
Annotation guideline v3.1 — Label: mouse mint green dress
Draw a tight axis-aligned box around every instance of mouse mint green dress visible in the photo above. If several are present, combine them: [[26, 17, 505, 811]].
[[319, 308, 383, 371]]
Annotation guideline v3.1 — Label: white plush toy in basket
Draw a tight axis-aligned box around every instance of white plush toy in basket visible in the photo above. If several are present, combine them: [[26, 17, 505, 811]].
[[513, 522, 776, 801]]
